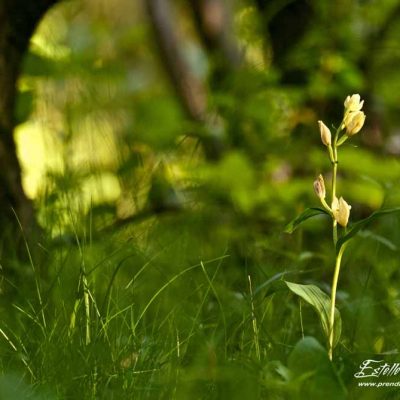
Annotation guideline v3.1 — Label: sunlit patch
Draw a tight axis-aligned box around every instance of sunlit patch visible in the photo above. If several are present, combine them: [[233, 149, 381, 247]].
[[30, 7, 71, 61], [15, 121, 63, 199], [81, 173, 121, 206]]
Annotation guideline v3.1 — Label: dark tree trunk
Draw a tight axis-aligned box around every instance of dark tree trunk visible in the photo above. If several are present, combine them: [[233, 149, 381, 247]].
[[146, 0, 207, 122], [255, 0, 313, 85], [0, 0, 59, 237], [146, 0, 225, 161], [187, 0, 241, 70]]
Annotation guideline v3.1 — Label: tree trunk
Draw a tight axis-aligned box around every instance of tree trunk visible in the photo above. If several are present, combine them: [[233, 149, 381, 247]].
[[0, 0, 58, 238]]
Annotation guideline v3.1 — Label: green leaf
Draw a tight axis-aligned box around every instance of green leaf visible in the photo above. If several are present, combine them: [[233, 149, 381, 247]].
[[288, 337, 346, 400], [358, 230, 397, 251], [285, 207, 329, 234], [285, 281, 341, 348], [15, 90, 34, 125], [23, 51, 57, 77], [0, 373, 53, 400], [336, 207, 400, 252]]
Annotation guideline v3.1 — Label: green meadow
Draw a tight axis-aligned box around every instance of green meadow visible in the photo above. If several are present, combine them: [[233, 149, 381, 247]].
[[1, 1, 400, 399]]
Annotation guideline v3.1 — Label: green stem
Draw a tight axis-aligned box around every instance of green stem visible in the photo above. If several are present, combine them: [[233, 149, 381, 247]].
[[333, 220, 337, 245], [336, 134, 349, 147], [332, 159, 337, 199], [328, 122, 345, 361], [320, 197, 332, 213], [332, 135, 338, 246], [332, 159, 337, 245], [328, 243, 347, 361]]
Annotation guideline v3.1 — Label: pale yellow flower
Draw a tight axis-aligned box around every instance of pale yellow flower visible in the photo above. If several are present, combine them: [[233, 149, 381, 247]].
[[318, 120, 331, 146], [332, 196, 351, 227], [344, 94, 364, 112], [344, 111, 366, 136]]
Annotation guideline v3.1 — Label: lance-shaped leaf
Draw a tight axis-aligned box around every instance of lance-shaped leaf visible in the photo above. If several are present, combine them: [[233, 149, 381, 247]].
[[285, 207, 330, 234], [336, 207, 400, 253], [286, 281, 341, 348]]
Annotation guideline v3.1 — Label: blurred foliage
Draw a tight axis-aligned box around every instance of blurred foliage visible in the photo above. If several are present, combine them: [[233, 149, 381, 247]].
[[2, 0, 400, 398]]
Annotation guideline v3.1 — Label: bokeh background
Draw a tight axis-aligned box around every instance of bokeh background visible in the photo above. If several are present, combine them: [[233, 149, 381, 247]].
[[2, 0, 400, 399]]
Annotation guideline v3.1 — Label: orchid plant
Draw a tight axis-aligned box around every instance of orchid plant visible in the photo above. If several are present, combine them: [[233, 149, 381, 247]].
[[285, 94, 400, 360], [315, 94, 365, 360]]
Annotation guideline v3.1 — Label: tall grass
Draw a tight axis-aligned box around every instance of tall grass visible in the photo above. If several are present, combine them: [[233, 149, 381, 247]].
[[0, 216, 269, 399], [1, 202, 400, 399]]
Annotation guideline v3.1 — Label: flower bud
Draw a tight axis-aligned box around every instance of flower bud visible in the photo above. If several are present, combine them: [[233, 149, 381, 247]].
[[318, 120, 331, 146], [344, 111, 366, 136], [332, 196, 351, 227], [344, 94, 364, 112], [313, 174, 326, 199]]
